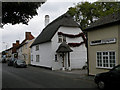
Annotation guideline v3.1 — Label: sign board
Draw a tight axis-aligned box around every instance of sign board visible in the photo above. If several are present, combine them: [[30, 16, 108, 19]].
[[90, 38, 116, 46]]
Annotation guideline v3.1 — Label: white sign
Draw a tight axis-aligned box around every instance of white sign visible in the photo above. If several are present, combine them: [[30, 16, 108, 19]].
[[90, 38, 116, 46]]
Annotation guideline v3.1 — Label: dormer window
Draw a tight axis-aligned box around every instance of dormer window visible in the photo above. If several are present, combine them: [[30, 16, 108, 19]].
[[58, 35, 66, 43], [58, 35, 63, 43]]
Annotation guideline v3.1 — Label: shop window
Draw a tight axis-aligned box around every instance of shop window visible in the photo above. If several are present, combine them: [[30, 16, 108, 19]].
[[96, 51, 116, 68]]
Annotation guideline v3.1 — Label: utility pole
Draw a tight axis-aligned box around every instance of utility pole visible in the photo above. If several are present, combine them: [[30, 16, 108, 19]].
[[2, 42, 8, 50]]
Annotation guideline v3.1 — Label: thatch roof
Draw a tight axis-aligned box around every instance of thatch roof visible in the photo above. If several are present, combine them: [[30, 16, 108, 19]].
[[30, 13, 80, 47]]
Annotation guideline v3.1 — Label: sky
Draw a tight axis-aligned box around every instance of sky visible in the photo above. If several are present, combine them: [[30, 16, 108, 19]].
[[0, 0, 98, 52]]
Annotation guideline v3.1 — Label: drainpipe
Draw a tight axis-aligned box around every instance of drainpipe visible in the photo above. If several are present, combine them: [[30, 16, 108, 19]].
[[62, 53, 65, 71], [68, 52, 71, 71]]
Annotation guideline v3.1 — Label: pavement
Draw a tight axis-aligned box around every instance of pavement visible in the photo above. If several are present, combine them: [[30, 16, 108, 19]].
[[30, 65, 94, 81], [55, 69, 94, 81]]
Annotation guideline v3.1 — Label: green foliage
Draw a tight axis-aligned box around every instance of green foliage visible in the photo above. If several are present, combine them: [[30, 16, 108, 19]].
[[2, 2, 45, 26], [67, 1, 120, 30]]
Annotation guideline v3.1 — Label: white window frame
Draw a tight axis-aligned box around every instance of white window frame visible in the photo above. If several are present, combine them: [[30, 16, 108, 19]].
[[58, 35, 66, 43], [36, 45, 39, 51], [36, 55, 39, 62], [58, 35, 63, 43], [96, 51, 116, 69]]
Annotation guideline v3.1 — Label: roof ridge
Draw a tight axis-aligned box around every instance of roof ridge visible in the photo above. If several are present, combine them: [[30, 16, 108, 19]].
[[30, 13, 80, 47], [85, 12, 120, 30]]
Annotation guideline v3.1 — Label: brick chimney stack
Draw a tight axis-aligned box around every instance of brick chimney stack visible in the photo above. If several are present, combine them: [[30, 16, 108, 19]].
[[13, 43, 16, 47], [25, 32, 34, 40], [45, 15, 50, 27], [16, 40, 19, 46]]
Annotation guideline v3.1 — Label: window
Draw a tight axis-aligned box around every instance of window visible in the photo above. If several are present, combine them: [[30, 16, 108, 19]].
[[31, 48, 32, 53], [36, 55, 39, 62], [55, 54, 58, 62], [36, 45, 39, 51], [25, 44, 27, 49], [97, 52, 102, 67], [97, 51, 116, 68], [31, 55, 33, 61], [109, 52, 116, 67], [58, 35, 66, 43], [21, 47, 22, 52], [58, 35, 63, 43]]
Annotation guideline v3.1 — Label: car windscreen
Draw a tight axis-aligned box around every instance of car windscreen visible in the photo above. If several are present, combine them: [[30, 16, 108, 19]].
[[17, 60, 25, 63], [113, 66, 120, 72]]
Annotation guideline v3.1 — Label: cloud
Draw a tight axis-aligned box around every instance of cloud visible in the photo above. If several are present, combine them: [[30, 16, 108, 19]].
[[1, 0, 82, 51]]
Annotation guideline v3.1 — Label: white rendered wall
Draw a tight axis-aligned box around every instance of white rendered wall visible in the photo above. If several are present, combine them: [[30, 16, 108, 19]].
[[51, 26, 87, 70], [31, 26, 87, 70], [31, 42, 53, 68]]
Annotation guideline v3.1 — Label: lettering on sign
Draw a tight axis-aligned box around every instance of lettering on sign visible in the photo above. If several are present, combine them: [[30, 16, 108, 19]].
[[90, 38, 116, 46]]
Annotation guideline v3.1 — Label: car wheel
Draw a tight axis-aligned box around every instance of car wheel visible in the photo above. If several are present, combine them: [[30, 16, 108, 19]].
[[97, 81, 105, 89], [15, 65, 18, 68], [14, 64, 17, 68]]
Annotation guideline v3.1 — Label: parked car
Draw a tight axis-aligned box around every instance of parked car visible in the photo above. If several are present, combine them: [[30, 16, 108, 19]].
[[13, 59, 27, 68], [2, 55, 6, 63], [2, 57, 6, 63], [8, 58, 16, 66], [94, 65, 120, 89]]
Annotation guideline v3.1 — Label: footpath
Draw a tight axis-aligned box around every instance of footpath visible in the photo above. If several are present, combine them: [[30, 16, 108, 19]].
[[54, 69, 94, 81]]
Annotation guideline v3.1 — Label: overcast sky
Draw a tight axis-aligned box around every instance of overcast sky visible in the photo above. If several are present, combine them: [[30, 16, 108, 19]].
[[0, 0, 99, 52]]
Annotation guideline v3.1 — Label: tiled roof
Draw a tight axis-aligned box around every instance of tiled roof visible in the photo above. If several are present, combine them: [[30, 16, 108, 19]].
[[84, 12, 120, 31]]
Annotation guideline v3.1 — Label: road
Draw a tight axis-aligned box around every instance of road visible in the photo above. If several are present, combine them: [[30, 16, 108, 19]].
[[2, 63, 98, 89]]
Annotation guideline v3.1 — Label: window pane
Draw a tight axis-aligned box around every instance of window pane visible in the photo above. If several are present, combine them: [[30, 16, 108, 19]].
[[36, 45, 39, 51], [97, 52, 102, 67], [58, 35, 63, 43], [36, 55, 39, 62], [109, 51, 115, 68]]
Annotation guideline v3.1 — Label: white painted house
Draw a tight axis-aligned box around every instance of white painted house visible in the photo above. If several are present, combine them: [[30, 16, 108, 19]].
[[30, 13, 87, 70]]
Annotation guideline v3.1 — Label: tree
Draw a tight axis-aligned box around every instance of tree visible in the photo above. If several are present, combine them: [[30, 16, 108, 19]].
[[2, 2, 46, 26], [67, 1, 120, 30]]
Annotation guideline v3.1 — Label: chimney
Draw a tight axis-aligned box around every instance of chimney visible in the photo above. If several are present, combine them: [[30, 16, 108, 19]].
[[13, 43, 16, 47], [26, 32, 31, 40], [16, 40, 19, 46], [25, 32, 34, 40], [45, 15, 50, 27]]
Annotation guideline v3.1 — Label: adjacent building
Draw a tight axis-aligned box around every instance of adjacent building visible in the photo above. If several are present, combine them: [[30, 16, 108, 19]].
[[17, 32, 34, 65], [5, 40, 20, 59], [30, 13, 87, 70], [85, 12, 120, 75]]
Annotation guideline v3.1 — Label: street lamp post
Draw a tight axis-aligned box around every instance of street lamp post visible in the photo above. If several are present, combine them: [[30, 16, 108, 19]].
[[2, 42, 8, 50]]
